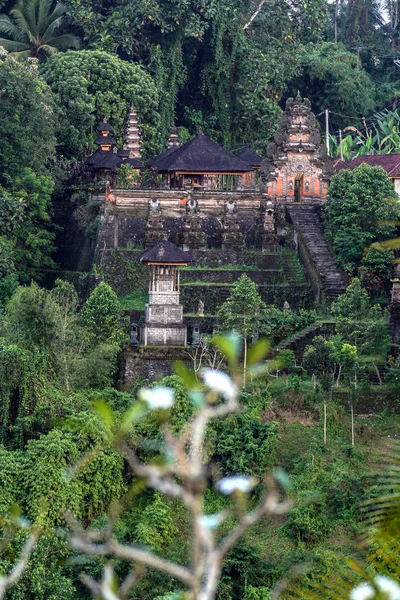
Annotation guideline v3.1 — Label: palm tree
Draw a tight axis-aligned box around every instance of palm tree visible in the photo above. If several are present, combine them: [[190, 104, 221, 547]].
[[0, 0, 80, 60]]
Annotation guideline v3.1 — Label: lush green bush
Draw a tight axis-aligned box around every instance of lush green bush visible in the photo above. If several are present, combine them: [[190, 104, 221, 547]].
[[40, 50, 161, 159], [324, 164, 399, 274], [210, 413, 279, 477]]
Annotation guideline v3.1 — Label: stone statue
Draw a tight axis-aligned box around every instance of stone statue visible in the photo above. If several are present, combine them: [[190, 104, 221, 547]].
[[283, 300, 290, 312], [149, 198, 161, 214], [225, 199, 237, 214], [187, 198, 198, 213], [198, 299, 205, 317], [264, 201, 275, 232]]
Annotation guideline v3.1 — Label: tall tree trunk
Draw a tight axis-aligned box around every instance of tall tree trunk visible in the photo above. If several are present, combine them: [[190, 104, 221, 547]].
[[323, 400, 327, 446]]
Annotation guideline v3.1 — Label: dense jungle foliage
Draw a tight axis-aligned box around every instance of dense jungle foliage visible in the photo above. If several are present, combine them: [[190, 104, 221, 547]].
[[1, 0, 400, 598]]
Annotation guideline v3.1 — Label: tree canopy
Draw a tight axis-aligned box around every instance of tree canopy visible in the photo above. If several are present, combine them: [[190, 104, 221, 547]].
[[40, 49, 161, 159], [324, 164, 399, 273]]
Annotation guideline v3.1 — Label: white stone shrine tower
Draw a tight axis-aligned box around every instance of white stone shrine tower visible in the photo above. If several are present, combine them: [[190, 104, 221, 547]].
[[137, 241, 193, 346]]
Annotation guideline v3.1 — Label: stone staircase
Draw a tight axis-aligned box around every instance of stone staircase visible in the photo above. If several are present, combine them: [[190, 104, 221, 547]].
[[274, 321, 336, 359], [286, 204, 346, 303]]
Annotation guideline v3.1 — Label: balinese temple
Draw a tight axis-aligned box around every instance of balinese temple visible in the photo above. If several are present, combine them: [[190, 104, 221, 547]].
[[85, 109, 143, 179], [261, 94, 333, 202], [149, 129, 251, 190], [85, 118, 121, 177], [237, 147, 263, 186], [137, 241, 193, 346], [125, 105, 142, 158]]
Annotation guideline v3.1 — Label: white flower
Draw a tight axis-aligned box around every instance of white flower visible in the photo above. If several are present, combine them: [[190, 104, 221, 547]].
[[350, 583, 374, 600], [201, 368, 237, 401], [139, 387, 174, 410], [375, 576, 400, 600], [350, 577, 400, 600], [198, 513, 226, 530], [217, 476, 257, 495]]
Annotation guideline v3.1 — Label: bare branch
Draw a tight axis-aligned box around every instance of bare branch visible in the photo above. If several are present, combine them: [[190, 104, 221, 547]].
[[80, 564, 137, 600], [71, 535, 195, 587], [0, 530, 39, 599], [243, 0, 269, 30], [217, 479, 293, 561]]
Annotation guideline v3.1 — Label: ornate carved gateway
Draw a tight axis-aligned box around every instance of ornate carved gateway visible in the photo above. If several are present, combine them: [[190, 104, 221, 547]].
[[261, 93, 333, 203]]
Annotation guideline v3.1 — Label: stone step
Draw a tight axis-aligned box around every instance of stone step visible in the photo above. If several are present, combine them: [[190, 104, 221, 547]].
[[286, 205, 346, 304]]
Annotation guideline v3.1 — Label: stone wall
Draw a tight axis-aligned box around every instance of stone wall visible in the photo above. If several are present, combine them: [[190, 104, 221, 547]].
[[98, 189, 270, 251], [123, 346, 191, 385]]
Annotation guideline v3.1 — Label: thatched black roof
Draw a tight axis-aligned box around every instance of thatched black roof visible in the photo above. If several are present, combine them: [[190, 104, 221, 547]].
[[97, 121, 114, 133], [126, 156, 143, 168], [85, 149, 121, 171], [150, 131, 251, 173], [137, 240, 193, 264], [147, 146, 178, 168], [94, 136, 116, 146], [237, 147, 263, 167], [117, 148, 130, 158]]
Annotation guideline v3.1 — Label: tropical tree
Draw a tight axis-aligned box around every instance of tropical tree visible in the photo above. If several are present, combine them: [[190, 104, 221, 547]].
[[331, 279, 391, 384], [0, 0, 80, 60], [324, 164, 399, 273], [217, 275, 268, 381]]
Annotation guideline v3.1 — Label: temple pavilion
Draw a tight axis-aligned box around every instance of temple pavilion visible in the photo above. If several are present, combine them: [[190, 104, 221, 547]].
[[148, 129, 252, 191]]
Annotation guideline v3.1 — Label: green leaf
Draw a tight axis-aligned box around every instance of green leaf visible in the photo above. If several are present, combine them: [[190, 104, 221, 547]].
[[213, 332, 241, 366], [247, 338, 270, 366], [92, 399, 113, 429], [120, 402, 147, 433], [173, 361, 198, 389]]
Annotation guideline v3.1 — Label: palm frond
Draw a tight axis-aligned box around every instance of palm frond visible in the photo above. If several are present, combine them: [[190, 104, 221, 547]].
[[0, 37, 29, 51], [9, 7, 36, 44], [8, 47, 32, 60], [44, 33, 80, 51], [0, 15, 26, 43], [38, 43, 60, 57], [42, 15, 64, 41], [38, 0, 55, 35], [22, 0, 40, 37]]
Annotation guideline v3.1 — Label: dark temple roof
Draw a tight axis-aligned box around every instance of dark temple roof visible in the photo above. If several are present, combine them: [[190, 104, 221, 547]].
[[85, 149, 121, 171], [237, 147, 263, 167], [94, 136, 116, 146], [147, 146, 179, 168], [97, 121, 114, 133], [126, 156, 143, 168], [150, 131, 251, 173], [137, 240, 193, 264], [335, 154, 400, 177]]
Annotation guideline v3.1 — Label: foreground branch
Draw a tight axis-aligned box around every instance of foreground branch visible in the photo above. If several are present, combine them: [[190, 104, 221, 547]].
[[0, 531, 39, 599]]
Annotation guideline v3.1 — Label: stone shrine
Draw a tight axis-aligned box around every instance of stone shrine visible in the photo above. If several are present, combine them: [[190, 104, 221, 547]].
[[138, 241, 193, 346], [262, 93, 333, 203]]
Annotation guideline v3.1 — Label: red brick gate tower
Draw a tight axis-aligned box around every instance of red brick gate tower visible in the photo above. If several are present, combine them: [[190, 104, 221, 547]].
[[262, 93, 333, 203]]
